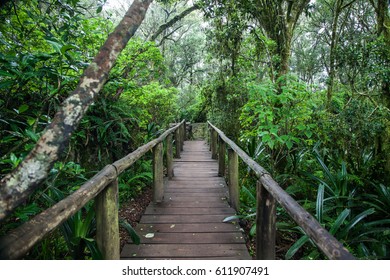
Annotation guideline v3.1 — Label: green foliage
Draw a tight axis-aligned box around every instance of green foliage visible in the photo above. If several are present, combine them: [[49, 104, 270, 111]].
[[286, 147, 390, 259], [118, 160, 153, 204], [122, 82, 178, 127], [203, 77, 247, 140]]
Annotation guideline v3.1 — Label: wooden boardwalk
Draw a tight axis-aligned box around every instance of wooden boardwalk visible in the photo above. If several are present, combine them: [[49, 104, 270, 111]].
[[120, 140, 251, 260]]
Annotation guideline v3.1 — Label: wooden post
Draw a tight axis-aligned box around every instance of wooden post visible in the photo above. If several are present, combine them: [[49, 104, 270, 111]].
[[256, 180, 276, 260], [96, 178, 120, 260], [175, 126, 181, 158], [153, 142, 164, 203], [180, 123, 184, 151], [218, 136, 226, 177], [166, 134, 174, 179], [183, 121, 187, 141], [208, 127, 211, 151], [228, 148, 239, 210], [211, 129, 217, 159]]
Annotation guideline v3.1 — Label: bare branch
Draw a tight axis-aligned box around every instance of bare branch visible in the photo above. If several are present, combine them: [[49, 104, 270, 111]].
[[150, 3, 200, 41]]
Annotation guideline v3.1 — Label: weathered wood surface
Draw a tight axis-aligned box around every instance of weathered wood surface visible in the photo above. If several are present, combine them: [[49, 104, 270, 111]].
[[121, 141, 251, 260], [96, 178, 120, 260]]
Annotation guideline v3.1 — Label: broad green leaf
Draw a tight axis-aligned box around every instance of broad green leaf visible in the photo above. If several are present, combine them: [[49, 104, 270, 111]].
[[286, 235, 310, 260], [286, 140, 293, 150], [340, 208, 375, 239], [18, 104, 29, 114], [297, 124, 306, 131], [0, 80, 13, 89], [329, 208, 350, 235], [120, 220, 140, 245], [316, 184, 325, 223], [60, 44, 77, 55], [46, 39, 63, 53], [0, 70, 15, 78], [304, 130, 313, 138], [27, 117, 36, 126]]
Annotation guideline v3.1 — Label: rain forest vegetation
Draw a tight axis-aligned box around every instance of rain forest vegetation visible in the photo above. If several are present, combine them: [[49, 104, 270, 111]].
[[0, 0, 389, 259]]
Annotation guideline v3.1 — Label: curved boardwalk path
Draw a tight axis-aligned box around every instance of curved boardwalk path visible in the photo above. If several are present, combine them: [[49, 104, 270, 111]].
[[120, 140, 251, 260]]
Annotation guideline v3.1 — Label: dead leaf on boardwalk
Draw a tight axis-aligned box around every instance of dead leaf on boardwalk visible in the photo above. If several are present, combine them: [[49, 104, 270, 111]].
[[145, 233, 155, 238]]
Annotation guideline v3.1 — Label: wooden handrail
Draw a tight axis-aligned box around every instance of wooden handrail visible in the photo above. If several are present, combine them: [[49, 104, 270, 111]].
[[0, 120, 186, 259], [208, 121, 355, 260]]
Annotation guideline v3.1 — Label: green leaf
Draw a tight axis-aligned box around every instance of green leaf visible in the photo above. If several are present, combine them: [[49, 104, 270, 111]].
[[0, 70, 15, 78], [18, 104, 29, 114], [25, 129, 39, 142], [316, 184, 325, 223], [46, 39, 63, 53], [27, 117, 36, 126], [60, 44, 77, 55], [0, 80, 13, 89], [96, 6, 103, 13], [304, 130, 313, 138], [340, 208, 375, 239], [297, 124, 306, 131], [286, 235, 310, 259], [286, 140, 293, 150], [120, 220, 140, 245], [329, 208, 350, 235]]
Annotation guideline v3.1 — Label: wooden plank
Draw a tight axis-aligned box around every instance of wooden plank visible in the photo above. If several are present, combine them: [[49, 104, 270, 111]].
[[164, 193, 227, 198], [121, 244, 251, 259], [145, 207, 235, 215], [128, 232, 245, 244], [140, 214, 231, 224], [164, 196, 228, 202], [165, 188, 226, 193], [154, 202, 230, 208], [136, 223, 241, 233]]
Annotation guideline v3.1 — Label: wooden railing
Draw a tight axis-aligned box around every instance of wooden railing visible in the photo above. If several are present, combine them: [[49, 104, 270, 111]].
[[0, 120, 186, 259], [208, 121, 355, 260]]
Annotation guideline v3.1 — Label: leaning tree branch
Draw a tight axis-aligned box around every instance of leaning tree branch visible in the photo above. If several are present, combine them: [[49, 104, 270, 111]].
[[150, 2, 200, 41], [0, 0, 154, 221]]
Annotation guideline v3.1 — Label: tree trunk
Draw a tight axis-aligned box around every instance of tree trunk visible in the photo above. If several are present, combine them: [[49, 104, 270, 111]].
[[327, 0, 343, 108], [0, 0, 154, 221]]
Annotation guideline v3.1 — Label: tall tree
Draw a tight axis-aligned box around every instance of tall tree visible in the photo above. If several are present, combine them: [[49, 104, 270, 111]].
[[369, 0, 390, 106], [247, 0, 310, 81], [325, 0, 357, 107], [0, 0, 154, 221]]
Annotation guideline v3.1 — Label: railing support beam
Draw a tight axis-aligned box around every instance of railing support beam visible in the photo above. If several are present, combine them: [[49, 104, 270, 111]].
[[218, 136, 225, 177], [153, 142, 164, 203], [256, 180, 276, 260], [211, 129, 218, 159], [166, 134, 174, 179], [96, 178, 120, 260], [175, 126, 181, 158], [228, 147, 239, 211], [180, 122, 185, 151]]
